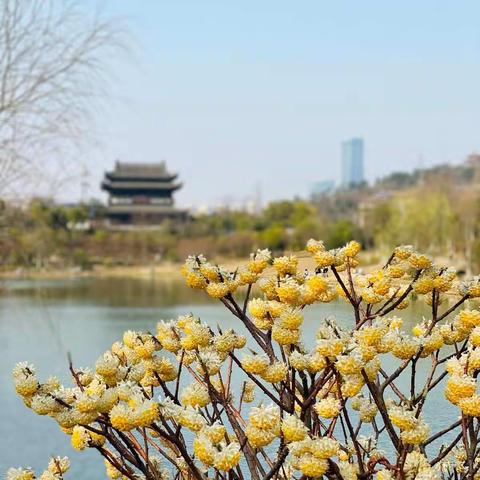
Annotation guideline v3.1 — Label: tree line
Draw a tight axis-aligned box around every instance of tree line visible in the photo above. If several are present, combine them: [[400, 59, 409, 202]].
[[1, 171, 480, 272]]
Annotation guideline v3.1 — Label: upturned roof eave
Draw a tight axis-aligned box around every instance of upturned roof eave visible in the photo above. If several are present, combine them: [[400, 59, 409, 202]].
[[101, 181, 183, 192], [105, 172, 179, 182], [105, 205, 188, 214]]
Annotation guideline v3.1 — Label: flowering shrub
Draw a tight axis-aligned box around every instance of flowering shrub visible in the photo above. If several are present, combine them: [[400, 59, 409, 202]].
[[10, 240, 480, 480]]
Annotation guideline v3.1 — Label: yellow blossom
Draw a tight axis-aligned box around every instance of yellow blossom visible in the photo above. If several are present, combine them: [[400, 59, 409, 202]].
[[314, 250, 335, 268], [248, 249, 271, 273], [298, 454, 328, 477], [344, 240, 361, 258], [260, 362, 288, 383], [178, 406, 206, 431], [359, 402, 378, 423], [203, 423, 226, 444], [355, 325, 383, 347], [272, 324, 300, 345], [193, 434, 215, 466], [206, 282, 230, 299], [279, 309, 304, 329], [458, 395, 480, 416], [213, 444, 241, 471], [392, 337, 420, 360], [246, 424, 277, 447], [316, 338, 344, 357], [6, 468, 35, 480], [314, 397, 341, 418], [408, 253, 432, 270], [400, 420, 429, 445], [335, 354, 364, 375], [281, 414, 308, 442], [341, 374, 364, 397], [386, 264, 405, 279], [238, 267, 259, 285], [184, 271, 207, 289], [459, 310, 480, 330], [248, 298, 269, 319], [306, 239, 325, 254], [414, 276, 435, 294], [394, 245, 413, 259], [276, 278, 302, 306], [241, 354, 269, 374], [373, 278, 391, 296], [388, 406, 417, 430], [47, 457, 70, 475], [421, 331, 444, 356], [181, 383, 211, 408], [273, 255, 298, 276], [470, 327, 480, 347], [104, 459, 122, 479], [305, 276, 328, 296], [310, 437, 339, 459], [242, 381, 255, 403], [289, 351, 309, 371], [110, 404, 136, 431], [445, 375, 476, 404]]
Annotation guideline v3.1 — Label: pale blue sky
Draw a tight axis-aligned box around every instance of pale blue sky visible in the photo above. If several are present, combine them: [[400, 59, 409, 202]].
[[84, 1, 480, 208]]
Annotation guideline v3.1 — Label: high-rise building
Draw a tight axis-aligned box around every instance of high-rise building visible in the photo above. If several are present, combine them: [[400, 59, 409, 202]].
[[341, 138, 364, 187]]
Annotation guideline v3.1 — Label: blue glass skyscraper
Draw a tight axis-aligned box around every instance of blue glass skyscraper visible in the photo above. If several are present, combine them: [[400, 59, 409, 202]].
[[341, 138, 364, 187]]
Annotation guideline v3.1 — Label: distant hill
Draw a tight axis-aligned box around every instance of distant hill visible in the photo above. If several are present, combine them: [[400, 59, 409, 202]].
[[375, 155, 480, 191]]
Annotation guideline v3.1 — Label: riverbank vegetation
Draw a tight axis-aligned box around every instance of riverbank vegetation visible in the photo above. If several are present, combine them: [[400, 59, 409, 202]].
[[2, 161, 480, 275]]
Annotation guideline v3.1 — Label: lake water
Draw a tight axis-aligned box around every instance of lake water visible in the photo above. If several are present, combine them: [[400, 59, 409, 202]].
[[0, 277, 461, 478]]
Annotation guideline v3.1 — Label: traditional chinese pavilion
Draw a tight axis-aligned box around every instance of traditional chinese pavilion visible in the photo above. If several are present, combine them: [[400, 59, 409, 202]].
[[101, 161, 188, 225]]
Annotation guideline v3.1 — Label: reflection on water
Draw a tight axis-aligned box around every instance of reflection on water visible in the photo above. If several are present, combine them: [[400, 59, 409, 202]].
[[6, 277, 213, 307], [0, 277, 462, 477]]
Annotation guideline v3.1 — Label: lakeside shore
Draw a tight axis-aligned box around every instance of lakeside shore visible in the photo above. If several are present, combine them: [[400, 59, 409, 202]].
[[0, 250, 467, 281], [0, 252, 320, 281], [0, 263, 185, 281]]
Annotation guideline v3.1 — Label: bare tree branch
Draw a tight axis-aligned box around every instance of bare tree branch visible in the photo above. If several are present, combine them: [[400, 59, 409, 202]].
[[0, 0, 125, 194]]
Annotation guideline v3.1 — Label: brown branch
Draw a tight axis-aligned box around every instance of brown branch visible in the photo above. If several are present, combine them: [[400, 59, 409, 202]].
[[425, 419, 462, 446]]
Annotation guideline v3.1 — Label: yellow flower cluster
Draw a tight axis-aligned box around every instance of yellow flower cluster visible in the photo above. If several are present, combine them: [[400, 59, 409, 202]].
[[281, 414, 308, 442], [242, 381, 255, 403], [403, 451, 438, 480], [180, 382, 211, 408], [240, 353, 288, 384], [246, 404, 280, 448], [388, 405, 430, 445], [351, 396, 378, 423], [314, 396, 341, 418], [193, 423, 241, 471], [110, 397, 160, 431], [71, 425, 105, 450], [182, 250, 273, 296], [460, 276, 480, 298], [445, 341, 480, 416], [288, 437, 339, 477], [7, 457, 70, 480]]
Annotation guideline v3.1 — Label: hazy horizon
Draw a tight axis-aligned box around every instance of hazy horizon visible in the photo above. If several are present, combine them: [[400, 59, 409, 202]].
[[71, 0, 480, 208]]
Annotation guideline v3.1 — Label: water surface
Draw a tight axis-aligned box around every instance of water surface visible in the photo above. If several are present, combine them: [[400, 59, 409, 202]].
[[0, 277, 461, 477]]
